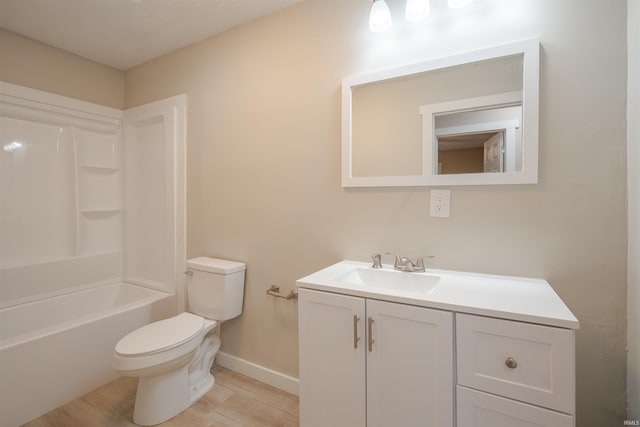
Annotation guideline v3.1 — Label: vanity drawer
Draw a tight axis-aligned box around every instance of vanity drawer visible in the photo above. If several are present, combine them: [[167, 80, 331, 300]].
[[456, 314, 575, 414], [457, 386, 574, 427]]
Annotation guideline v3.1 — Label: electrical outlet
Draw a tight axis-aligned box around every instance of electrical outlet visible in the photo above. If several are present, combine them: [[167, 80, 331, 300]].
[[430, 189, 451, 218]]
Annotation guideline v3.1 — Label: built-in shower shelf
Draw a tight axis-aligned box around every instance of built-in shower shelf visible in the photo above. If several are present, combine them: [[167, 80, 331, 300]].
[[78, 210, 121, 255], [78, 165, 121, 212], [75, 128, 120, 171]]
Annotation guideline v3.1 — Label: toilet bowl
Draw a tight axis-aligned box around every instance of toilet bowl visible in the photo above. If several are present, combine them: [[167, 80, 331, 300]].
[[113, 257, 245, 426]]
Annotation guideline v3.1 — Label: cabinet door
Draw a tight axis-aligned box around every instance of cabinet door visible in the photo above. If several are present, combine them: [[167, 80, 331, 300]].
[[366, 299, 454, 427], [457, 386, 574, 427], [298, 289, 366, 427], [457, 314, 575, 413]]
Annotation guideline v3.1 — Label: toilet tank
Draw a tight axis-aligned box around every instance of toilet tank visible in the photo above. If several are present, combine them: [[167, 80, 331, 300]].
[[185, 257, 245, 321]]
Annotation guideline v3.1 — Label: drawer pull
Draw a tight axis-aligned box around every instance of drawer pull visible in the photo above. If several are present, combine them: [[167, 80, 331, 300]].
[[368, 317, 375, 352], [505, 356, 518, 369], [353, 315, 360, 349]]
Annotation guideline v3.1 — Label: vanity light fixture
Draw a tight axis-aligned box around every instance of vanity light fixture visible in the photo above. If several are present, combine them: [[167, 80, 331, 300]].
[[369, 0, 474, 32], [369, 0, 392, 32], [405, 0, 431, 21]]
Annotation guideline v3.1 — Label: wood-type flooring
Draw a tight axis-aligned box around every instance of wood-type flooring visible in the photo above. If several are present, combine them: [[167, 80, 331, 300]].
[[23, 366, 299, 427]]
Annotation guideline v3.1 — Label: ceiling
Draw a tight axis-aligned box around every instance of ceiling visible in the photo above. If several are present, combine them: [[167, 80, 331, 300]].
[[0, 0, 303, 71]]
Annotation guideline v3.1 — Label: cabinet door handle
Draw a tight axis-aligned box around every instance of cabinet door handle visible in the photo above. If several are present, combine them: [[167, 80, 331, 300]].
[[368, 317, 375, 352], [505, 356, 518, 369], [353, 315, 360, 349]]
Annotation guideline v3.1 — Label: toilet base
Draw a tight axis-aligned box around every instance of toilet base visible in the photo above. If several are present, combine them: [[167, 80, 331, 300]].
[[128, 328, 221, 426], [133, 365, 185, 426], [132, 367, 216, 426], [191, 372, 215, 403]]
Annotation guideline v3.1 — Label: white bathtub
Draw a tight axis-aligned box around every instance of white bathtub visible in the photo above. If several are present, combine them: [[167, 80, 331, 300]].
[[0, 282, 176, 427]]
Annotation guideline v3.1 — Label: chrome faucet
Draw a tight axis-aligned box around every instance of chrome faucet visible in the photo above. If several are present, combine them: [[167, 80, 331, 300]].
[[371, 252, 428, 272], [391, 254, 426, 272]]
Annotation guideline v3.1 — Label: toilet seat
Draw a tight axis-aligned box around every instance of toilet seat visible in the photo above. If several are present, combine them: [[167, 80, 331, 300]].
[[113, 313, 219, 375], [115, 312, 204, 357]]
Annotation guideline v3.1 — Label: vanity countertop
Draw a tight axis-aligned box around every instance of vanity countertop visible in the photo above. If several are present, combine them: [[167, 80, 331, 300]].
[[296, 260, 579, 329]]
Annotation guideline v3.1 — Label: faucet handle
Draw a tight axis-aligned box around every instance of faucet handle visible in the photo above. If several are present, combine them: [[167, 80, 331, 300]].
[[371, 253, 382, 269], [415, 255, 435, 272]]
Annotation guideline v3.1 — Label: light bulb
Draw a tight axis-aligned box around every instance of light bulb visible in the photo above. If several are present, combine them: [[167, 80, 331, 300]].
[[448, 0, 474, 8], [405, 0, 430, 22], [369, 0, 392, 33]]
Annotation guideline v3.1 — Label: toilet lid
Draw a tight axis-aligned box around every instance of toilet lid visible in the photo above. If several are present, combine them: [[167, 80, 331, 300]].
[[115, 312, 204, 357]]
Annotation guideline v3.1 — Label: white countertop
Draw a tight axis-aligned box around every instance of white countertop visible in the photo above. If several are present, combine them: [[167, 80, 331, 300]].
[[296, 260, 579, 329]]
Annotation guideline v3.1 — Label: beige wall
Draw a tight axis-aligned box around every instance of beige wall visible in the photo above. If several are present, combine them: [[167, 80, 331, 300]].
[[125, 0, 627, 425], [0, 29, 124, 109], [628, 0, 639, 420]]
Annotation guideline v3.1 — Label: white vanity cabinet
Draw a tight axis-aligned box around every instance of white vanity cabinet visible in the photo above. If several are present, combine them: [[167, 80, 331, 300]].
[[456, 314, 575, 427], [297, 261, 579, 427], [298, 288, 454, 427]]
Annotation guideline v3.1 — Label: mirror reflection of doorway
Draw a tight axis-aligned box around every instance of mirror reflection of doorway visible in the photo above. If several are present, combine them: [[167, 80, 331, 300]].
[[436, 130, 504, 174]]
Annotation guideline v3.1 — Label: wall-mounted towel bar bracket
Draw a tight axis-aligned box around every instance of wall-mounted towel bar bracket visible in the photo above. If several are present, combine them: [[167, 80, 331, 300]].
[[266, 285, 298, 300]]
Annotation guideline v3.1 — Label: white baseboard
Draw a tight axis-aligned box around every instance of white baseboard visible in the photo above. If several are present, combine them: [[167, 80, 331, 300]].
[[215, 351, 299, 396]]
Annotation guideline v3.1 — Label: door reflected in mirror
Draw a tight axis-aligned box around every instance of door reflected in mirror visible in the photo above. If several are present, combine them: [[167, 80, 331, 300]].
[[437, 131, 502, 174], [434, 104, 522, 175]]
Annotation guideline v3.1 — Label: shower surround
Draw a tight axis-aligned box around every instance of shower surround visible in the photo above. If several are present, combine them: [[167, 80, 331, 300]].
[[0, 82, 186, 426]]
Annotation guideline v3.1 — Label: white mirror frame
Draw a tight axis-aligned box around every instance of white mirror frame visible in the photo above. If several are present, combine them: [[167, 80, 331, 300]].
[[341, 39, 539, 187]]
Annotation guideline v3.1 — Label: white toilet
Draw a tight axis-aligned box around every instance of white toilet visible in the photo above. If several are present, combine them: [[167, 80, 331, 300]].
[[113, 257, 245, 426]]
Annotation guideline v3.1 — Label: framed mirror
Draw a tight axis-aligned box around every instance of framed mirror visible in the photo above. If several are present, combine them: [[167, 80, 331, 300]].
[[342, 39, 539, 187]]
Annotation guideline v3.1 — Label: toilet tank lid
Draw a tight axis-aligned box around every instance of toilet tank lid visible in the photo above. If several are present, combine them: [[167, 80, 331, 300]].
[[186, 257, 246, 274]]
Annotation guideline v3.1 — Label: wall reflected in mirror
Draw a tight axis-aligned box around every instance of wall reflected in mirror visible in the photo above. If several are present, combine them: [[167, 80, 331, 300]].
[[351, 54, 523, 178]]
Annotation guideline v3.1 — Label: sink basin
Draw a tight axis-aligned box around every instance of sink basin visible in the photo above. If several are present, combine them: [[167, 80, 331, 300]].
[[334, 267, 440, 294]]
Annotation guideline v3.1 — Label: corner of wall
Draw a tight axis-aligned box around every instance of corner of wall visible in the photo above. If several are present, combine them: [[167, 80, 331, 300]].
[[0, 28, 125, 109]]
